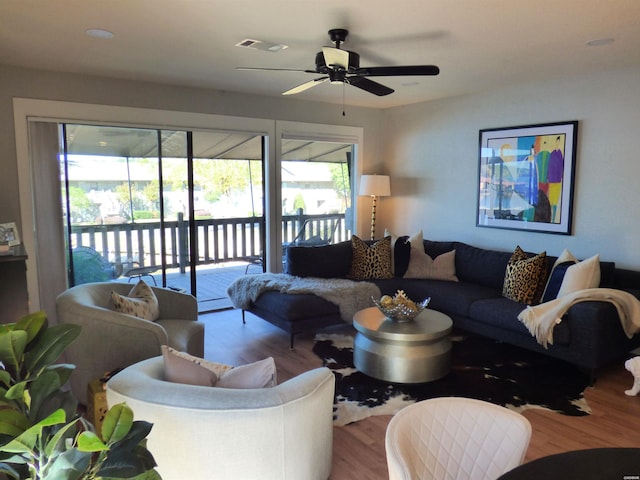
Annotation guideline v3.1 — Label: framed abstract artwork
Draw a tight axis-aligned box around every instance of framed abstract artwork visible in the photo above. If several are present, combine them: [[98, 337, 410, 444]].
[[476, 121, 578, 235]]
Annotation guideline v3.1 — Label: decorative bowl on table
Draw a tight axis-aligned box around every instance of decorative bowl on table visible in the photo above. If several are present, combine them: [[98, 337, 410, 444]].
[[371, 290, 431, 322]]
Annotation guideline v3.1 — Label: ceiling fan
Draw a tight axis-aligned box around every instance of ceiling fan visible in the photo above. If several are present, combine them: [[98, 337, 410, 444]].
[[238, 29, 440, 97]]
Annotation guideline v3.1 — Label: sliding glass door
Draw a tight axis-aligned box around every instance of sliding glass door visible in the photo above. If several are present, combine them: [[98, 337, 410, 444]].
[[60, 124, 265, 311], [281, 137, 354, 252]]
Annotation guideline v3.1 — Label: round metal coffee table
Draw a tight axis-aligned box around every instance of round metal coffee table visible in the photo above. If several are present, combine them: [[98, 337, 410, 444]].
[[353, 307, 453, 383]]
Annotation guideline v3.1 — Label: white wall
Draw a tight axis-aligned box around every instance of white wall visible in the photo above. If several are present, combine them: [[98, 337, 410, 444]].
[[381, 66, 640, 269]]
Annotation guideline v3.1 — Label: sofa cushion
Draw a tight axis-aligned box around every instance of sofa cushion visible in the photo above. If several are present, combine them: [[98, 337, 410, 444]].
[[453, 242, 513, 289], [468, 297, 571, 345], [384, 229, 420, 277], [502, 246, 548, 305], [347, 235, 393, 280], [404, 248, 458, 282], [423, 240, 457, 260], [541, 261, 575, 302], [373, 278, 501, 318], [110, 280, 159, 320], [285, 241, 352, 278], [252, 291, 339, 322]]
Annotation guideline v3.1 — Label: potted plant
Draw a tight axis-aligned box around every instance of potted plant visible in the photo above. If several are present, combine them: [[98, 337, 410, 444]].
[[0, 311, 160, 479]]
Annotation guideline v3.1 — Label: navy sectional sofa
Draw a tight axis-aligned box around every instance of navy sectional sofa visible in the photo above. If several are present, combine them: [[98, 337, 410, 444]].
[[243, 238, 640, 378]]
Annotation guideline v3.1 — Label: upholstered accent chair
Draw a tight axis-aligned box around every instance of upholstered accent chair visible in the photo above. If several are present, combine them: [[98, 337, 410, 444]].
[[385, 397, 532, 480], [56, 281, 203, 405], [107, 357, 335, 479]]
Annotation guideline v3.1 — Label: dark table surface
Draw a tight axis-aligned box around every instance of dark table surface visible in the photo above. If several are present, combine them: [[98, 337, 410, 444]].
[[498, 448, 640, 480]]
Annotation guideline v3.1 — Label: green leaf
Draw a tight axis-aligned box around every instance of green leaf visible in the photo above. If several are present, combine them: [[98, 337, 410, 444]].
[[27, 370, 64, 423], [24, 324, 81, 376], [109, 421, 152, 454], [0, 409, 29, 437], [41, 447, 91, 480], [13, 311, 47, 344], [0, 408, 66, 453], [95, 449, 149, 478], [4, 381, 26, 401], [76, 431, 108, 452], [101, 403, 133, 444], [45, 364, 76, 388], [0, 330, 28, 376], [44, 417, 79, 458], [0, 370, 12, 388], [0, 462, 22, 479]]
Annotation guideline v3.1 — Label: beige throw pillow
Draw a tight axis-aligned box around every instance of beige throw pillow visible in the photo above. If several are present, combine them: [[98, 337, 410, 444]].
[[111, 280, 159, 321], [404, 247, 458, 282], [162, 345, 220, 386], [161, 346, 276, 389], [215, 357, 277, 389]]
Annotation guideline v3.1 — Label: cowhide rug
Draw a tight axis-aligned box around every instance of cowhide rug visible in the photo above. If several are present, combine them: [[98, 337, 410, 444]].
[[313, 332, 591, 426]]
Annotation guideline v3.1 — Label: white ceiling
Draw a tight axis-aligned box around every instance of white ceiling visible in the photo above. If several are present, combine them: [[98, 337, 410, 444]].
[[2, 0, 640, 109]]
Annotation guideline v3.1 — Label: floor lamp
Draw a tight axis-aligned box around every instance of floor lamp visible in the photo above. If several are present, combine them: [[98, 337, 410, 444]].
[[359, 174, 391, 240]]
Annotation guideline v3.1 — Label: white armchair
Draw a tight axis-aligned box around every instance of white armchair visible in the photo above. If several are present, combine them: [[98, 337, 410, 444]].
[[385, 397, 532, 480], [56, 282, 204, 405], [106, 357, 335, 480]]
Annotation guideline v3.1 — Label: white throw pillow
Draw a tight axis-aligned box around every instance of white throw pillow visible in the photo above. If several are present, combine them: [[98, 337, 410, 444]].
[[404, 247, 458, 282], [557, 253, 601, 297], [216, 357, 277, 389]]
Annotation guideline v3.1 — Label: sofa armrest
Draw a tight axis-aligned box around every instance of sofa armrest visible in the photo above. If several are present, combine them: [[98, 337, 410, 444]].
[[152, 287, 197, 321]]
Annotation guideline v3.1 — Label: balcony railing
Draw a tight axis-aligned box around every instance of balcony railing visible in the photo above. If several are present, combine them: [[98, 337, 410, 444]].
[[69, 212, 348, 272]]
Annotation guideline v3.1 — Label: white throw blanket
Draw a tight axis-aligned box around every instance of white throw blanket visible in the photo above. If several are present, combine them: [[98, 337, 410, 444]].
[[518, 288, 640, 348], [226, 273, 381, 323]]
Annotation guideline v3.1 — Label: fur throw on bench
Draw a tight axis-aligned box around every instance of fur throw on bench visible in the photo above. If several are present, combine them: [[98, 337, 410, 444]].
[[227, 274, 381, 323]]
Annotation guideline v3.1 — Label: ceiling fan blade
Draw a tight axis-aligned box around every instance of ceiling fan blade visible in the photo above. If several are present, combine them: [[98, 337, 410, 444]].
[[237, 66, 317, 73], [346, 76, 394, 96], [283, 77, 328, 95], [357, 65, 440, 77], [322, 47, 349, 69]]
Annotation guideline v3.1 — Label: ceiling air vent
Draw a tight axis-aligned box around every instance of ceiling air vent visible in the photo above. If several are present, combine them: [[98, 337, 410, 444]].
[[235, 39, 288, 52]]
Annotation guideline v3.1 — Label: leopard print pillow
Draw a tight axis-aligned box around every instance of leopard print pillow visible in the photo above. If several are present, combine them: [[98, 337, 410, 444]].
[[502, 246, 548, 305], [347, 235, 393, 280]]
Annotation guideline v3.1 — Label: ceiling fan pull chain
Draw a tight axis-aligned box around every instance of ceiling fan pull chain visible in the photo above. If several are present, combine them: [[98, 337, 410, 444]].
[[342, 82, 346, 116]]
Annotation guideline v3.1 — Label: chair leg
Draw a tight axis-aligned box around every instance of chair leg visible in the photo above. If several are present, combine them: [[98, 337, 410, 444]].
[[242, 310, 246, 324], [290, 333, 295, 350]]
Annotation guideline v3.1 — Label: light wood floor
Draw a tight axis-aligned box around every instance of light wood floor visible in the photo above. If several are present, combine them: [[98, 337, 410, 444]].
[[201, 309, 640, 480]]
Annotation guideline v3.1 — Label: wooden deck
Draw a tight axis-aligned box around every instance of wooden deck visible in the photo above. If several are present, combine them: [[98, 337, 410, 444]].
[[116, 260, 262, 312]]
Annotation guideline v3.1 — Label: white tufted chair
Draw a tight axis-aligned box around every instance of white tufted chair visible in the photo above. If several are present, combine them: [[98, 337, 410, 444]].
[[385, 397, 532, 480]]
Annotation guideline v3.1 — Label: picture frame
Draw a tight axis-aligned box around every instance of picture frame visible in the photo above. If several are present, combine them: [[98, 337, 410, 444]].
[[476, 121, 578, 235], [0, 222, 21, 247]]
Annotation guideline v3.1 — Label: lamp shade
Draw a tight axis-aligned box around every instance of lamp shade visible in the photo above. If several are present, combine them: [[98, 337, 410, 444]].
[[359, 175, 390, 197]]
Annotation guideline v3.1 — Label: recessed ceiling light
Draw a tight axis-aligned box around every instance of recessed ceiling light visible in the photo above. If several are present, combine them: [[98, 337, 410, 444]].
[[85, 28, 114, 39], [586, 38, 614, 47]]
